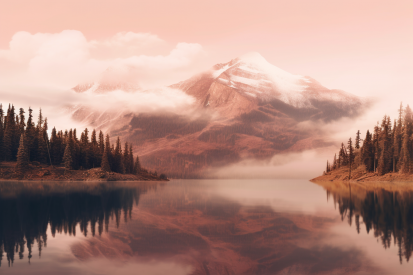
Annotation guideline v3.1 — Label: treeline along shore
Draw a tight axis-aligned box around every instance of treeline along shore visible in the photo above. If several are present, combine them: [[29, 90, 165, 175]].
[[0, 104, 167, 181], [313, 103, 413, 184]]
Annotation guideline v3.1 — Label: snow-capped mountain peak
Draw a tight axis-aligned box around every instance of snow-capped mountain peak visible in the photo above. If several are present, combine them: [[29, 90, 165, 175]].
[[210, 52, 311, 108], [172, 52, 367, 120]]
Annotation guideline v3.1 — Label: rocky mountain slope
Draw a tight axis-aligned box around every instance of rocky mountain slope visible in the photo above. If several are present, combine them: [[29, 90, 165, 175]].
[[69, 53, 369, 178]]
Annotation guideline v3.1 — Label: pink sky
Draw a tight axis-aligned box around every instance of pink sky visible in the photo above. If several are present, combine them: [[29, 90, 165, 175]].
[[1, 0, 413, 140], [1, 0, 412, 91]]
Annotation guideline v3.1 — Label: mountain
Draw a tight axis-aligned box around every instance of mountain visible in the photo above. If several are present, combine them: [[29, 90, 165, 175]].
[[171, 52, 364, 121], [68, 53, 369, 178]]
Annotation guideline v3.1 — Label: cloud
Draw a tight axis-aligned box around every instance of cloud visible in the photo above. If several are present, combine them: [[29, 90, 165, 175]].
[[73, 87, 196, 114], [89, 32, 165, 59], [0, 30, 204, 88]]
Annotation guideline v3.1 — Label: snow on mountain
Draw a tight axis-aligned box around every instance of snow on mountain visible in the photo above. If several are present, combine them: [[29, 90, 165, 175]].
[[67, 52, 370, 178], [172, 52, 367, 121], [209, 52, 360, 109]]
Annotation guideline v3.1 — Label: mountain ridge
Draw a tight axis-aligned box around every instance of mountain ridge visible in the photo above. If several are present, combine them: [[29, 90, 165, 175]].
[[68, 52, 370, 178]]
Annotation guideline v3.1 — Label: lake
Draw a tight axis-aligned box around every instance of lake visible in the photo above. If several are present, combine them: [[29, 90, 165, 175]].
[[0, 179, 412, 274]]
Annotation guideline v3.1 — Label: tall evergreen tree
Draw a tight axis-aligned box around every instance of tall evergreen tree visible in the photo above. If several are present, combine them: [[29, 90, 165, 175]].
[[394, 103, 403, 171], [339, 143, 348, 166], [373, 122, 380, 172], [18, 108, 25, 134], [16, 134, 29, 172], [50, 127, 62, 165], [134, 155, 141, 175], [400, 126, 411, 174], [361, 130, 374, 171], [129, 146, 134, 174], [348, 138, 354, 179], [355, 130, 361, 149], [101, 146, 111, 172], [63, 143, 73, 169], [114, 137, 123, 173], [3, 104, 17, 161], [37, 122, 48, 164], [99, 130, 105, 154], [25, 107, 35, 161], [377, 116, 392, 175], [123, 142, 129, 174]]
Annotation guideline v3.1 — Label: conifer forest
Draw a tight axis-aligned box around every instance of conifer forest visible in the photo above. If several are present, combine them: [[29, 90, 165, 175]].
[[0, 104, 144, 175], [325, 103, 413, 177]]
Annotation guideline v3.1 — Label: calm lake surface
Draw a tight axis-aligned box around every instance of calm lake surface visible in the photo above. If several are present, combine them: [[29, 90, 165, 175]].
[[1, 179, 413, 274]]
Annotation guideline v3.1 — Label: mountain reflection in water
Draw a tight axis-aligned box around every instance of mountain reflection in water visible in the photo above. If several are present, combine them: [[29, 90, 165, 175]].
[[0, 179, 400, 274], [324, 182, 413, 264]]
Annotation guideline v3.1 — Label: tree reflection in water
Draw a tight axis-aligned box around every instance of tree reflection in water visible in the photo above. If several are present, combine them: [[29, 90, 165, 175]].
[[0, 182, 156, 267], [326, 183, 413, 264]]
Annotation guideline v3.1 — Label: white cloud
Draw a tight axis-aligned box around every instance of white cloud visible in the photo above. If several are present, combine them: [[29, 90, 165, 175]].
[[89, 32, 165, 58], [0, 30, 204, 88]]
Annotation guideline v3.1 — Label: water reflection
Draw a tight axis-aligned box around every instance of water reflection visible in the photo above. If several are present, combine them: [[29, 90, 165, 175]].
[[69, 181, 375, 274], [0, 181, 156, 267], [324, 182, 413, 264], [0, 180, 380, 274]]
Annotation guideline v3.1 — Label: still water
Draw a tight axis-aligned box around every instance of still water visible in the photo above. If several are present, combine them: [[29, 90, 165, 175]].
[[0, 179, 412, 274]]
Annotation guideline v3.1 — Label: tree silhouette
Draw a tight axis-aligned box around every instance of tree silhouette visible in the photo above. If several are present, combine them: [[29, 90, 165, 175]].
[[101, 146, 111, 172], [355, 130, 361, 149], [16, 134, 29, 172], [63, 143, 73, 170]]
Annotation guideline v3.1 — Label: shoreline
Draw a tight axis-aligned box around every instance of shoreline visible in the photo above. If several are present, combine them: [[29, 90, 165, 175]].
[[311, 166, 413, 192], [0, 161, 168, 182]]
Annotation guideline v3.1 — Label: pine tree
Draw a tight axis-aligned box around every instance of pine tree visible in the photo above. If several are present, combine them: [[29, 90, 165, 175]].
[[18, 108, 25, 133], [392, 119, 400, 172], [99, 130, 105, 154], [114, 137, 122, 173], [355, 130, 361, 149], [16, 134, 29, 172], [348, 138, 354, 179], [37, 126, 47, 164], [394, 103, 403, 171], [123, 142, 129, 174], [339, 143, 348, 166], [63, 143, 73, 169], [50, 127, 61, 165], [25, 107, 35, 161], [333, 154, 337, 170], [361, 130, 374, 171], [3, 104, 17, 161], [134, 155, 141, 175], [101, 146, 111, 172], [373, 122, 380, 172], [377, 116, 391, 175], [129, 146, 134, 173], [400, 126, 411, 174], [90, 129, 100, 168]]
